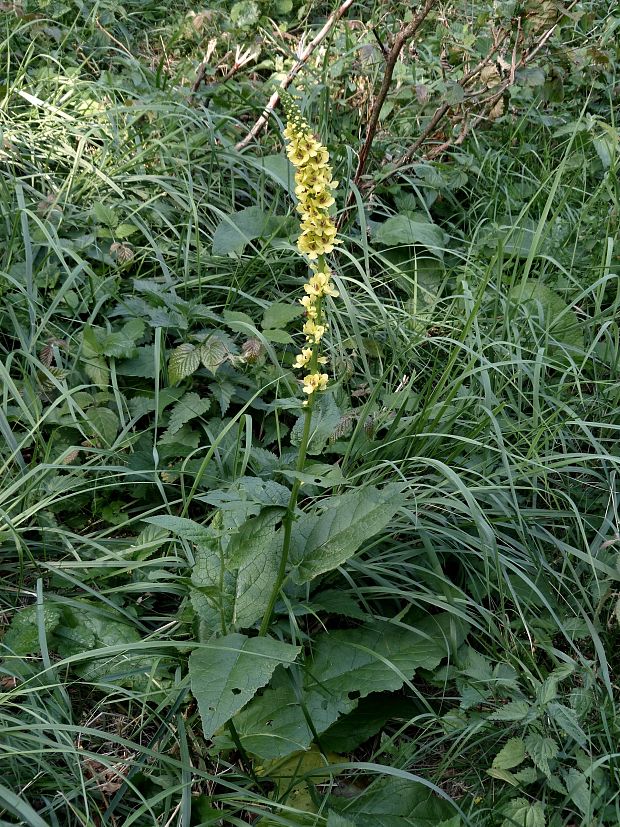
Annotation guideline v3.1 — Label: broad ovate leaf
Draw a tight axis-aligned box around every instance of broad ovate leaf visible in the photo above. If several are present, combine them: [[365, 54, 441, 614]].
[[189, 633, 300, 739], [288, 485, 405, 584]]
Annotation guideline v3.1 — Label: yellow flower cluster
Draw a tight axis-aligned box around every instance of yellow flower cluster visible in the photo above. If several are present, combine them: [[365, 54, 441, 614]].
[[282, 99, 341, 400], [283, 110, 340, 262]]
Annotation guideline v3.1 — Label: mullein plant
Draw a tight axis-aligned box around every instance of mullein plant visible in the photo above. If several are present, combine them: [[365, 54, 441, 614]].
[[259, 98, 341, 633]]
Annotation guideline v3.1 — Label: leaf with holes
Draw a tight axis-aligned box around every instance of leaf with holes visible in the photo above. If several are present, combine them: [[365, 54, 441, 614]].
[[230, 613, 467, 758], [288, 485, 405, 584], [168, 343, 201, 384], [189, 633, 300, 739]]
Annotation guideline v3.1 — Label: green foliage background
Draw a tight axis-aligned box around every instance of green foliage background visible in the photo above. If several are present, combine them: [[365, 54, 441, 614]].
[[1, 0, 620, 825]]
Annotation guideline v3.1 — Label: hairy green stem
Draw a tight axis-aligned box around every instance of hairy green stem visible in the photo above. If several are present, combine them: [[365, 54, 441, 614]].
[[258, 256, 327, 635], [259, 398, 314, 636]]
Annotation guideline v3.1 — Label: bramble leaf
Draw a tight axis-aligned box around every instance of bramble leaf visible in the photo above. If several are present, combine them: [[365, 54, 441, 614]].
[[168, 343, 201, 384]]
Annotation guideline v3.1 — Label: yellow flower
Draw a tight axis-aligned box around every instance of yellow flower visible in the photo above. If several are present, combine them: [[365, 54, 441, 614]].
[[293, 348, 313, 369], [302, 372, 329, 395], [304, 272, 339, 298], [303, 319, 326, 343], [299, 295, 318, 316]]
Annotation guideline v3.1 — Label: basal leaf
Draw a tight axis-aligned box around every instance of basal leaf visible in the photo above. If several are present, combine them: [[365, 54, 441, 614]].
[[508, 280, 583, 353], [288, 485, 405, 584], [374, 214, 446, 259], [2, 604, 63, 655], [231, 613, 464, 759], [330, 777, 455, 827], [189, 633, 300, 739]]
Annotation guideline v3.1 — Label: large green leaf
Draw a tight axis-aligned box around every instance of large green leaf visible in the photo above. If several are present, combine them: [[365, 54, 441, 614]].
[[229, 613, 466, 758], [189, 633, 300, 739], [508, 280, 583, 353], [172, 510, 282, 635], [330, 777, 455, 827], [2, 604, 62, 655], [501, 797, 546, 827], [374, 214, 446, 259], [212, 206, 270, 256], [168, 343, 201, 384], [288, 485, 405, 584]]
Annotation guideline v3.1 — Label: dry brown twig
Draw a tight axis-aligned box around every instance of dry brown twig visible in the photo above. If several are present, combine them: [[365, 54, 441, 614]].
[[389, 0, 580, 171], [234, 0, 355, 151], [337, 0, 439, 226]]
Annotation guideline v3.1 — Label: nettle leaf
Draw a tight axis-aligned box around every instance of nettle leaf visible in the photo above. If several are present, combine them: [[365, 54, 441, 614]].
[[291, 393, 341, 455], [261, 302, 304, 330], [374, 214, 446, 259], [487, 767, 518, 786], [489, 699, 534, 722], [161, 392, 210, 441], [501, 797, 546, 827], [100, 319, 145, 358], [564, 768, 590, 815], [288, 485, 405, 584], [168, 343, 201, 384], [212, 206, 270, 256], [492, 738, 527, 770], [330, 777, 455, 827], [91, 202, 118, 227], [189, 633, 300, 739], [548, 702, 586, 745], [524, 734, 558, 776], [231, 613, 465, 758], [2, 604, 63, 655]]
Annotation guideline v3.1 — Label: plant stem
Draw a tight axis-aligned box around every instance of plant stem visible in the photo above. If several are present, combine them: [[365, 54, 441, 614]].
[[259, 397, 314, 636]]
